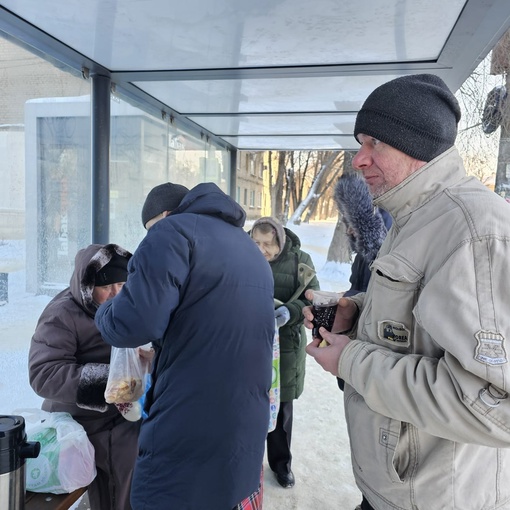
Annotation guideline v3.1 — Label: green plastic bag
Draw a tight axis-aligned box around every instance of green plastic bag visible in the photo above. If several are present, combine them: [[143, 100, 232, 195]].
[[26, 425, 62, 492]]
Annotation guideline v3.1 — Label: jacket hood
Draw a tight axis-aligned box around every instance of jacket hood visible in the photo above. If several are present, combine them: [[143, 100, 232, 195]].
[[70, 243, 132, 316], [283, 227, 301, 249], [248, 219, 300, 264], [334, 172, 389, 260], [252, 216, 286, 251], [171, 182, 246, 227], [271, 227, 301, 263]]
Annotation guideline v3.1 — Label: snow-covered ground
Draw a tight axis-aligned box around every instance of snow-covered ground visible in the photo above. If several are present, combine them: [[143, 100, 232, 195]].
[[0, 220, 362, 510]]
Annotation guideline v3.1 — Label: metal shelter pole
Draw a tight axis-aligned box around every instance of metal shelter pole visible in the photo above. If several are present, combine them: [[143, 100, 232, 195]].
[[229, 149, 237, 200], [91, 74, 111, 244]]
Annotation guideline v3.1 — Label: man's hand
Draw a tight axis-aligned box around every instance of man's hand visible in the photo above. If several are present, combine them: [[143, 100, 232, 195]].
[[303, 289, 357, 335], [305, 329, 350, 376], [137, 344, 155, 363]]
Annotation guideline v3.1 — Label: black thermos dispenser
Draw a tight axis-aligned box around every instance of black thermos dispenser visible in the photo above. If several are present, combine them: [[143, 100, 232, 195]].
[[0, 415, 41, 510]]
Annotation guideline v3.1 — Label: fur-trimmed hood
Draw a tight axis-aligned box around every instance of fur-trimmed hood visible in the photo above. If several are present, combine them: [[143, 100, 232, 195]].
[[251, 216, 286, 255], [70, 243, 132, 316], [334, 172, 390, 261]]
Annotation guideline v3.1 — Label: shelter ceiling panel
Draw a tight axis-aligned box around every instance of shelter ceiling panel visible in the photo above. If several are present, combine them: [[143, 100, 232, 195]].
[[134, 75, 400, 114], [1, 0, 464, 70], [185, 113, 357, 136], [220, 135, 355, 151]]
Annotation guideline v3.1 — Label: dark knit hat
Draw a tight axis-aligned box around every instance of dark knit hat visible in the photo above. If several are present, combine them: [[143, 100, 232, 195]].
[[354, 74, 461, 162], [94, 252, 128, 286], [141, 182, 189, 228]]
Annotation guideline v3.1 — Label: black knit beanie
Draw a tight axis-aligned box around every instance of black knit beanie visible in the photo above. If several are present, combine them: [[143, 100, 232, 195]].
[[141, 182, 189, 228], [95, 252, 128, 286], [354, 74, 461, 162]]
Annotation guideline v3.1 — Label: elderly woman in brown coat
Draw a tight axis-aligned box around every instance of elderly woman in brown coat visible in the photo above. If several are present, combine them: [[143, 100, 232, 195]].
[[29, 243, 141, 510]]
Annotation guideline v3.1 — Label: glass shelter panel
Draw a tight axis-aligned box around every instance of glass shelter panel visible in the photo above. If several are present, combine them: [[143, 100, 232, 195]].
[[25, 97, 92, 295], [0, 35, 91, 414], [109, 96, 231, 252], [0, 33, 231, 417]]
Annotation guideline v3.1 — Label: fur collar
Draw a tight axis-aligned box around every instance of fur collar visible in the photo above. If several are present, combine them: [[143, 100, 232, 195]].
[[334, 173, 388, 261]]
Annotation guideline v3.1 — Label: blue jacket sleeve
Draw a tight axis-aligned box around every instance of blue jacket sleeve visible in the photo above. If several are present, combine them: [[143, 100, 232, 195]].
[[95, 222, 191, 347]]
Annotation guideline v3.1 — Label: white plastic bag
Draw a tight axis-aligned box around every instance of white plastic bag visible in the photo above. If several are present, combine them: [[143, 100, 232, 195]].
[[268, 319, 281, 433], [14, 409, 96, 494]]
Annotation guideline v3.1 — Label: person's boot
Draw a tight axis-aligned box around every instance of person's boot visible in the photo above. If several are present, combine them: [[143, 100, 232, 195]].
[[274, 470, 295, 488]]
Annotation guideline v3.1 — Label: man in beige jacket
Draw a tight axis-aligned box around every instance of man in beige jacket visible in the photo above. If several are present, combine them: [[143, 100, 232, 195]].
[[304, 74, 510, 510]]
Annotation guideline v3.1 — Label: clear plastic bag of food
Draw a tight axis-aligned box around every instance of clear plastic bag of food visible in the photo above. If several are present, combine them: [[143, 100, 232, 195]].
[[104, 347, 150, 404]]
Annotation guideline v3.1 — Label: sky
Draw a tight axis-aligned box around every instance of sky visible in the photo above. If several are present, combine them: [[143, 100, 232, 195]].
[[0, 220, 363, 510]]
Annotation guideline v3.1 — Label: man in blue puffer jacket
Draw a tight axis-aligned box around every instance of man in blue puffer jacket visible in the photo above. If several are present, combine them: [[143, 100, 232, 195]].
[[95, 181, 274, 510]]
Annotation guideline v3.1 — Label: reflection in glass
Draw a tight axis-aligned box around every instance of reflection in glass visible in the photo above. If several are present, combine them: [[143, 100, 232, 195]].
[[0, 34, 231, 421]]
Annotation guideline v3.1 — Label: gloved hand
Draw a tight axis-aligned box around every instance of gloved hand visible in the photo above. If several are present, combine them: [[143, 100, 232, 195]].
[[275, 306, 291, 328]]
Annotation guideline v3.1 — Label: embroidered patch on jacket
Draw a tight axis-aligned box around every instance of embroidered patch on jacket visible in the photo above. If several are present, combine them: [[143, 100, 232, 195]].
[[474, 331, 507, 365], [377, 320, 410, 347]]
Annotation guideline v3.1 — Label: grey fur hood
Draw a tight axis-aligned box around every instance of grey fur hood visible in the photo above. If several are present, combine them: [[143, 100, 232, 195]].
[[70, 243, 132, 316], [334, 172, 388, 260]]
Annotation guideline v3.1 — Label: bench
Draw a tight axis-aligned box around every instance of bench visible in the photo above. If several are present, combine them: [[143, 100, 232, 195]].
[[25, 487, 87, 510]]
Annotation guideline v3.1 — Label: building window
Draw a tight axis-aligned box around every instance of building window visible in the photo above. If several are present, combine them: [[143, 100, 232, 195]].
[[249, 189, 255, 208], [236, 186, 240, 203], [250, 158, 255, 175], [243, 188, 248, 205], [257, 191, 262, 208], [259, 163, 264, 178]]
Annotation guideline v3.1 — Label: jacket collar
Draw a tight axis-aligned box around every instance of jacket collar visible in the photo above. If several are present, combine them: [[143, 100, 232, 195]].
[[172, 182, 246, 227], [374, 147, 466, 229]]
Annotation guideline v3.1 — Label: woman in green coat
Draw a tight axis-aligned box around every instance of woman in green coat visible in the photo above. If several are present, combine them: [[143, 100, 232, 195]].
[[251, 217, 320, 489]]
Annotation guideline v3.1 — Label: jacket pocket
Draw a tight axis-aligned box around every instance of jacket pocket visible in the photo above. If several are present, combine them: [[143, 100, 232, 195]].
[[362, 256, 422, 351], [345, 387, 410, 485]]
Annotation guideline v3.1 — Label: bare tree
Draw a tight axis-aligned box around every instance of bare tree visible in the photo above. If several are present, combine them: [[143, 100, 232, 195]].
[[326, 220, 351, 264], [267, 150, 274, 208], [272, 151, 287, 222], [456, 47, 501, 188], [326, 153, 356, 264], [488, 30, 510, 197], [291, 151, 314, 207], [288, 151, 343, 224], [303, 154, 344, 222]]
